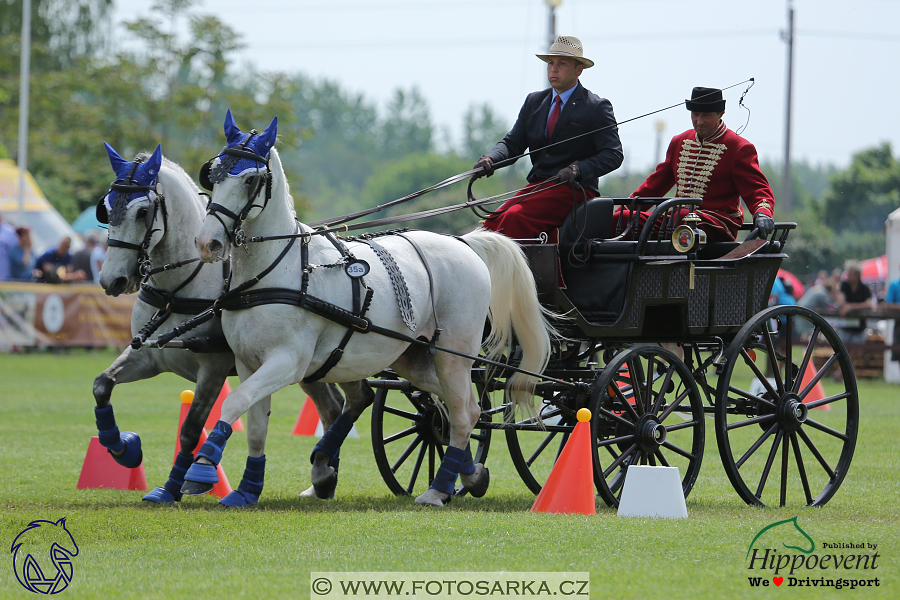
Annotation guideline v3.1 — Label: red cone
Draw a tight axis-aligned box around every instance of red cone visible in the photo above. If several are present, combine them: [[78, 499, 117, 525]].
[[531, 408, 596, 515], [177, 390, 232, 498], [77, 437, 147, 491], [204, 380, 244, 431], [291, 397, 321, 436], [800, 361, 830, 411]]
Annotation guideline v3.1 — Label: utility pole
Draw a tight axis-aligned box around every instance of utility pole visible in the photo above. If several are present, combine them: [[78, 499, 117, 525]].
[[545, 0, 562, 51], [17, 0, 32, 222], [654, 120, 666, 166], [781, 1, 794, 214]]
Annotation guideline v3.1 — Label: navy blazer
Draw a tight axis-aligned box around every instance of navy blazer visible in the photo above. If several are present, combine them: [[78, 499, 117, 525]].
[[486, 82, 623, 194]]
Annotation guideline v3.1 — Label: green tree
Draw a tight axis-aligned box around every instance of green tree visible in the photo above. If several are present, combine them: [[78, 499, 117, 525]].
[[379, 87, 433, 160], [821, 143, 900, 232], [461, 102, 509, 160]]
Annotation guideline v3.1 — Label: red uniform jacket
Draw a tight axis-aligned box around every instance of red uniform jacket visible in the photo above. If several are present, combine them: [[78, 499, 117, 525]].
[[632, 122, 775, 242]]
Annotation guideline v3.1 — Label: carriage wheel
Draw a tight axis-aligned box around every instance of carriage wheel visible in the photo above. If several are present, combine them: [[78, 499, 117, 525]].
[[715, 305, 858, 507], [370, 375, 492, 497], [589, 345, 706, 508]]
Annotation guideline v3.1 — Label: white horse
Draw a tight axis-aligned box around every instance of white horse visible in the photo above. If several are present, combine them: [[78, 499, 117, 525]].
[[94, 142, 344, 506], [188, 110, 553, 506]]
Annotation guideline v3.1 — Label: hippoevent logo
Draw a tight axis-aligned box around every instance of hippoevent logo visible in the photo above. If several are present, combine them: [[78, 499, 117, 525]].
[[746, 517, 881, 590], [10, 518, 79, 594]]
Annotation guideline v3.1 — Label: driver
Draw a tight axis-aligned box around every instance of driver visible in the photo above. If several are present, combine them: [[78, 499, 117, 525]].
[[472, 35, 623, 244], [624, 86, 775, 242]]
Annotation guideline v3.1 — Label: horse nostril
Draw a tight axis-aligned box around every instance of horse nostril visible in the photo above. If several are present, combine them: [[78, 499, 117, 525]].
[[208, 239, 223, 256], [111, 277, 128, 294]]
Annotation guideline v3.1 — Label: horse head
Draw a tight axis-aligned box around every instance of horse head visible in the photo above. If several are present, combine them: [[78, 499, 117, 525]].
[[195, 109, 278, 263], [98, 142, 166, 296]]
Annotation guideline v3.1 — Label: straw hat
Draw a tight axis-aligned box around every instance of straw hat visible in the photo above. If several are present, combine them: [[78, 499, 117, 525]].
[[536, 35, 594, 69]]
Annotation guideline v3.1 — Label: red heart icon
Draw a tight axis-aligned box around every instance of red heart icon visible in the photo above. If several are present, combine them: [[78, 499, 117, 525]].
[[773, 577, 783, 586]]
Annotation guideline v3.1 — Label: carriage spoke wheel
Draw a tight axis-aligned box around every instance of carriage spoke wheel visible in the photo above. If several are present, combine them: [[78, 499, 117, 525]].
[[370, 375, 491, 497], [589, 345, 705, 508], [715, 305, 858, 507]]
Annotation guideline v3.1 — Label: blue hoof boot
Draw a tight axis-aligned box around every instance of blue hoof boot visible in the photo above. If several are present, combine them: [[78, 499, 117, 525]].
[[182, 462, 218, 496], [219, 489, 259, 508], [142, 487, 178, 504], [109, 431, 143, 469]]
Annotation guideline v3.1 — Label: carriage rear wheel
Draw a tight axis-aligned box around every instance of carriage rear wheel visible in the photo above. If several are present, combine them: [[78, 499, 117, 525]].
[[370, 374, 492, 497], [589, 345, 706, 508], [714, 305, 858, 507]]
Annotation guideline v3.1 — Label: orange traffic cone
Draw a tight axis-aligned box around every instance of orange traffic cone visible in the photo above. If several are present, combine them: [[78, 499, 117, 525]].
[[799, 362, 830, 411], [77, 437, 147, 491], [204, 380, 244, 431], [291, 396, 321, 436], [531, 408, 596, 515], [177, 390, 233, 498]]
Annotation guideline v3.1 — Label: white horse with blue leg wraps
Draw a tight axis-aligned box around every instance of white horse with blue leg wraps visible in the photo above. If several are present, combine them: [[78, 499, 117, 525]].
[[187, 109, 554, 506], [95, 142, 345, 506]]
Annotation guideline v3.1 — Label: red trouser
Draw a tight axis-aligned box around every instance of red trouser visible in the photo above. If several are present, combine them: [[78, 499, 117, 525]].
[[483, 181, 596, 243]]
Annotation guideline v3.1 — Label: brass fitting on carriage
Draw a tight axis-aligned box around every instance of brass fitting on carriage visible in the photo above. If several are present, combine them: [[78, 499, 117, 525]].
[[672, 212, 707, 290]]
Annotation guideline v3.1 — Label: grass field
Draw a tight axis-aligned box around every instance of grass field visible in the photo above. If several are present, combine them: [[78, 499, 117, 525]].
[[0, 349, 897, 599]]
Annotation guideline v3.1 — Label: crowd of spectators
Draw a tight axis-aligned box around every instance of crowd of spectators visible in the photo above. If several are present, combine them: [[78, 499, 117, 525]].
[[0, 215, 106, 284]]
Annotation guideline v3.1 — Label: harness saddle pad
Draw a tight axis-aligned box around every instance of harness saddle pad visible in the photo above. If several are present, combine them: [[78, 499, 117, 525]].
[[360, 239, 416, 332]]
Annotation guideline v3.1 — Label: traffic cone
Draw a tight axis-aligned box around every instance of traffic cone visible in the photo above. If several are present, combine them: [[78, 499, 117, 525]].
[[204, 380, 244, 431], [292, 397, 321, 436], [531, 408, 596, 515], [77, 437, 147, 491], [177, 390, 233, 498], [799, 362, 830, 411]]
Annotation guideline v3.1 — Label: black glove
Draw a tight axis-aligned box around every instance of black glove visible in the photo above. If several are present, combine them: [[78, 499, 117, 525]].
[[557, 162, 580, 186], [473, 156, 494, 179], [754, 213, 774, 237]]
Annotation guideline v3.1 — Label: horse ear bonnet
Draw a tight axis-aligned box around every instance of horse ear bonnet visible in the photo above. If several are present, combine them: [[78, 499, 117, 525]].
[[96, 195, 110, 224]]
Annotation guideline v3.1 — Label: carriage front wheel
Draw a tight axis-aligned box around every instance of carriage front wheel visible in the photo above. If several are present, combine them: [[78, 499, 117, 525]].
[[714, 305, 859, 507], [370, 374, 492, 497]]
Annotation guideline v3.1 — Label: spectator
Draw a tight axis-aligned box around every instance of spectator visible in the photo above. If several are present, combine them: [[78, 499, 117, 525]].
[[0, 213, 18, 281], [769, 276, 797, 306], [72, 230, 103, 284], [8, 227, 34, 280], [836, 262, 872, 343], [34, 237, 86, 283], [884, 263, 900, 311], [90, 230, 107, 285], [795, 279, 836, 338]]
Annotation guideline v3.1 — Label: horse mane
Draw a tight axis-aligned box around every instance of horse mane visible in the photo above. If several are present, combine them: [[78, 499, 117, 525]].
[[268, 147, 297, 221]]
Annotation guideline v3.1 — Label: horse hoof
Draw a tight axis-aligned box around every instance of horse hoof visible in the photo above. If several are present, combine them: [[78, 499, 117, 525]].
[[299, 485, 332, 500], [415, 488, 450, 507], [109, 432, 143, 469], [219, 490, 259, 507], [181, 480, 214, 496], [311, 465, 338, 499], [142, 487, 179, 504], [460, 465, 489, 498]]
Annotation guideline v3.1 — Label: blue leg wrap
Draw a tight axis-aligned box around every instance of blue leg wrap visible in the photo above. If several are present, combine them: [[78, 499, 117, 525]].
[[220, 455, 266, 507], [143, 452, 193, 503], [310, 413, 353, 465], [429, 446, 468, 495], [195, 420, 232, 465], [460, 444, 477, 476], [95, 405, 123, 452]]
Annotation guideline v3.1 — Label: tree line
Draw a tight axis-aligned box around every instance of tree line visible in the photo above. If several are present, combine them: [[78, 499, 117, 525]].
[[0, 0, 895, 278]]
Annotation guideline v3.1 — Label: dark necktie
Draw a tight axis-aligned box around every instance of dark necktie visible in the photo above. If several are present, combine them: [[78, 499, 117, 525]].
[[547, 95, 562, 138]]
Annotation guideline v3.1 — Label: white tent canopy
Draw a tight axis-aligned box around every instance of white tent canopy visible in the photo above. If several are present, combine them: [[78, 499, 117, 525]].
[[886, 206, 900, 382]]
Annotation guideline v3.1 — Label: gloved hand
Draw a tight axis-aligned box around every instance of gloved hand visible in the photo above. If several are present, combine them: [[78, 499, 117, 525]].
[[754, 213, 774, 237], [557, 162, 580, 185], [473, 156, 494, 179]]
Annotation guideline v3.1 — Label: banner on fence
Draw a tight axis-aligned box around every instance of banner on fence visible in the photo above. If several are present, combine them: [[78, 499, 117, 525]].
[[0, 282, 135, 348]]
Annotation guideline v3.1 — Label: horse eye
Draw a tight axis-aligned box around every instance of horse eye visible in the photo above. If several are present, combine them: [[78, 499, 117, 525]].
[[136, 208, 148, 220]]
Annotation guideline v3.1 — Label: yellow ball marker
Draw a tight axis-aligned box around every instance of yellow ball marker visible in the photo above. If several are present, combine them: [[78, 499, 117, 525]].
[[180, 390, 195, 404], [576, 408, 592, 422]]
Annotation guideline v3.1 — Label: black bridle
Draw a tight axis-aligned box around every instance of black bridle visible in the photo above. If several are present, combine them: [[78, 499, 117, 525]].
[[199, 130, 273, 248], [98, 158, 169, 278]]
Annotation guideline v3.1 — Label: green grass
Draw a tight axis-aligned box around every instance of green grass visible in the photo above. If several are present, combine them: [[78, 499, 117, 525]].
[[0, 349, 897, 599]]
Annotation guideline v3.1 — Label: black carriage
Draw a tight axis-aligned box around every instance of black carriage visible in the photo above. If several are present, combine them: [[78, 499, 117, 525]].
[[369, 197, 859, 508]]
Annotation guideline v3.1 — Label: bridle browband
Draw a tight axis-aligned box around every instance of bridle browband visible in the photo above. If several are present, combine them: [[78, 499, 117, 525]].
[[200, 130, 273, 248]]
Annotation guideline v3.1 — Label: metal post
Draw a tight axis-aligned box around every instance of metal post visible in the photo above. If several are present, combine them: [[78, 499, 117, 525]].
[[781, 1, 794, 214], [654, 120, 666, 166], [17, 0, 32, 223], [544, 0, 562, 89]]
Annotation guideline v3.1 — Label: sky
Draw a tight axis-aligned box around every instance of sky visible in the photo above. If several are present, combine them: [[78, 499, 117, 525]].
[[111, 0, 900, 173]]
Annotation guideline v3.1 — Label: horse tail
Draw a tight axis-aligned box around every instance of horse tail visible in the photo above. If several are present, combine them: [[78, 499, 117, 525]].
[[461, 228, 555, 417]]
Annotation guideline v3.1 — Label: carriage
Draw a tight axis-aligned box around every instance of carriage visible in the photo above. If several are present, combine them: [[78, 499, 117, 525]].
[[368, 195, 859, 508]]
